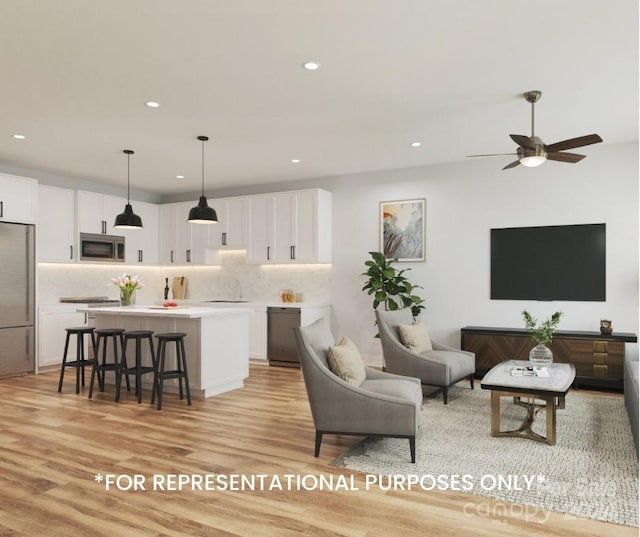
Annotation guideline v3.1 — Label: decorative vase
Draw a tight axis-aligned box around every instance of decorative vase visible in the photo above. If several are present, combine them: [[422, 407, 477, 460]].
[[529, 342, 553, 368], [120, 290, 136, 306]]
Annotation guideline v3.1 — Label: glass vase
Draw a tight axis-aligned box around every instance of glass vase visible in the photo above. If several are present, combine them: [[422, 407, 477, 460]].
[[120, 290, 136, 306], [529, 342, 553, 368]]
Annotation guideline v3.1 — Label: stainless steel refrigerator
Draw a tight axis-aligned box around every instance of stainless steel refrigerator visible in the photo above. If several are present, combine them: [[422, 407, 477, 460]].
[[0, 222, 35, 376]]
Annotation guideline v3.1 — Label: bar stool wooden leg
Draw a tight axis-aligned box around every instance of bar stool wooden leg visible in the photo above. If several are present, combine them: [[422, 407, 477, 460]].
[[180, 337, 192, 405], [57, 331, 72, 392]]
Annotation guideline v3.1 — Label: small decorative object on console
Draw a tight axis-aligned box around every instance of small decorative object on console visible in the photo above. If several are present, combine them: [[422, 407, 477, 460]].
[[522, 310, 563, 368], [600, 319, 613, 335]]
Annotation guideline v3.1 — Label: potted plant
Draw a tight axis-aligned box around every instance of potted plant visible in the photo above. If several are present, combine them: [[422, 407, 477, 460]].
[[522, 310, 563, 367], [362, 252, 425, 335]]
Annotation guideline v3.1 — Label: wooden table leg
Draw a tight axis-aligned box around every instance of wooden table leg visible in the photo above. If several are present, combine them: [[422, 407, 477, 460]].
[[545, 394, 556, 445], [491, 390, 501, 436]]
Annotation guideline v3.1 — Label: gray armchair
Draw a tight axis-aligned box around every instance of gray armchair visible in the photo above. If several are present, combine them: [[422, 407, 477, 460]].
[[293, 318, 423, 463], [376, 309, 475, 404]]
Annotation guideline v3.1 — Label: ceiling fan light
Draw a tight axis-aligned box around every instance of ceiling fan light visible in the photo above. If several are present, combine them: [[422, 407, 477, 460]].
[[520, 155, 547, 167]]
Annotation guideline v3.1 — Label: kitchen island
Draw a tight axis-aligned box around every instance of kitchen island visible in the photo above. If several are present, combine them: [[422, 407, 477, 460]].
[[82, 306, 251, 398]]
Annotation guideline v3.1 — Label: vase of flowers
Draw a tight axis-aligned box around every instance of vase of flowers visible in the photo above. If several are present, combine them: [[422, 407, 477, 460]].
[[111, 274, 143, 306], [522, 310, 563, 368]]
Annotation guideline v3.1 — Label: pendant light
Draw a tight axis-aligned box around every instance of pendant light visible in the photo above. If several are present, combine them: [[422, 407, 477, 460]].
[[188, 135, 218, 224], [114, 149, 143, 229]]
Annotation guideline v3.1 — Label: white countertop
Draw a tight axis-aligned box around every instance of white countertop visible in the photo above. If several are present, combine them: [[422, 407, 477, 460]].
[[78, 305, 253, 319]]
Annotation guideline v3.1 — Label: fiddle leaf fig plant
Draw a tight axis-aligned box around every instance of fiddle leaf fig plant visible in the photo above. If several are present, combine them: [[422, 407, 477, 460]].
[[362, 251, 425, 318]]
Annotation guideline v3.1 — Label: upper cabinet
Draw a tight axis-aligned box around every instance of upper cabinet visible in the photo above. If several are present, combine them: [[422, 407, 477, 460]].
[[37, 185, 75, 262], [77, 191, 125, 235], [247, 189, 331, 264], [0, 173, 37, 224], [208, 196, 248, 248], [159, 202, 211, 264], [124, 201, 159, 265]]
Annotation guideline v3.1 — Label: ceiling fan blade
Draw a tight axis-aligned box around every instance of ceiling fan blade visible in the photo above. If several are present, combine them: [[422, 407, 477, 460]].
[[510, 134, 535, 149], [546, 152, 586, 163], [545, 134, 603, 153], [502, 160, 521, 170], [467, 153, 517, 158]]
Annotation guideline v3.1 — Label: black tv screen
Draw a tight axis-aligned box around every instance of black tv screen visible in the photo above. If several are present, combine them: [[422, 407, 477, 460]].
[[490, 223, 606, 301]]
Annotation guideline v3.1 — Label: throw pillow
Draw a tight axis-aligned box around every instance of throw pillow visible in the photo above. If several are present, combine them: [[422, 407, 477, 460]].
[[327, 336, 366, 386], [398, 320, 433, 353]]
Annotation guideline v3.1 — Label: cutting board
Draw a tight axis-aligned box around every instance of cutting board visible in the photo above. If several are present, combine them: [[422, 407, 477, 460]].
[[172, 276, 188, 299]]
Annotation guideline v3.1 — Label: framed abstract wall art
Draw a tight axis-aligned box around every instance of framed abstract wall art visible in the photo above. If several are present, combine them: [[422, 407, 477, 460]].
[[379, 198, 426, 262]]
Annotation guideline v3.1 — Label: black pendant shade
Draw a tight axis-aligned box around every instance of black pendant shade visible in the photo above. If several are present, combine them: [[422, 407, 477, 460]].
[[188, 135, 218, 224], [114, 149, 143, 229]]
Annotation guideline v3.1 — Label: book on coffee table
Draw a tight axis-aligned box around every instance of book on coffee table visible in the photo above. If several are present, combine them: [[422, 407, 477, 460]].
[[510, 366, 550, 378]]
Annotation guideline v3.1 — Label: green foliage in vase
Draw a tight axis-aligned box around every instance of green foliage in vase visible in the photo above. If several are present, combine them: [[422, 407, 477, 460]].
[[362, 251, 425, 319], [522, 310, 563, 344]]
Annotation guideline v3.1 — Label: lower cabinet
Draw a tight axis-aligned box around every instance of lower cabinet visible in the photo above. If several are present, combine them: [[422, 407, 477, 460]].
[[461, 326, 637, 389], [38, 305, 89, 371]]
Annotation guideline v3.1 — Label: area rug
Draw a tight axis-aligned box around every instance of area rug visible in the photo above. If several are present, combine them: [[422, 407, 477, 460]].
[[331, 387, 639, 527]]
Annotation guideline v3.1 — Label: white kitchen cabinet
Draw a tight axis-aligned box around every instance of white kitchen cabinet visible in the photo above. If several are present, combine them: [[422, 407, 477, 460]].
[[193, 302, 267, 360], [38, 305, 89, 371], [77, 191, 125, 235], [124, 200, 159, 264], [247, 189, 332, 263], [158, 203, 178, 264], [0, 173, 37, 224], [37, 185, 76, 262], [159, 202, 211, 264], [247, 195, 272, 262], [208, 196, 248, 248]]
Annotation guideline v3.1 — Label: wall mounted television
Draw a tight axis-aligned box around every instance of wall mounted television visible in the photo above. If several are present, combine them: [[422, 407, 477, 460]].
[[490, 223, 606, 301]]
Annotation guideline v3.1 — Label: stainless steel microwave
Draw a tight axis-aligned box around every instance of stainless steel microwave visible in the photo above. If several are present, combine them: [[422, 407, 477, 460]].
[[79, 233, 125, 262]]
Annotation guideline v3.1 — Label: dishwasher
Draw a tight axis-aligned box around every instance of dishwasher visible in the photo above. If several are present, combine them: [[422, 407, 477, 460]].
[[267, 307, 301, 367]]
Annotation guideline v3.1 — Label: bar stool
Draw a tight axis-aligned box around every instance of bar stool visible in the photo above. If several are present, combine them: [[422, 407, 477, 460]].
[[152, 333, 192, 410], [58, 326, 96, 394], [88, 328, 129, 400], [119, 330, 156, 404]]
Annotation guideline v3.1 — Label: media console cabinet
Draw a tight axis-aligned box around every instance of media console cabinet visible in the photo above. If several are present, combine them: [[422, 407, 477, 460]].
[[461, 326, 637, 390]]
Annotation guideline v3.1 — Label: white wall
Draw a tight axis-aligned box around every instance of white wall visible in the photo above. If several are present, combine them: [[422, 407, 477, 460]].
[[327, 142, 638, 363], [34, 142, 639, 367]]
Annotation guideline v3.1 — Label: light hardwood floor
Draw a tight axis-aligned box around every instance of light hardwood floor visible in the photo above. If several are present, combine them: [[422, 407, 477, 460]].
[[0, 364, 635, 537]]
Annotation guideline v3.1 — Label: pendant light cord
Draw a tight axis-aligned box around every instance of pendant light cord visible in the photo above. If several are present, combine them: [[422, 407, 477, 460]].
[[201, 138, 205, 196], [127, 152, 131, 203]]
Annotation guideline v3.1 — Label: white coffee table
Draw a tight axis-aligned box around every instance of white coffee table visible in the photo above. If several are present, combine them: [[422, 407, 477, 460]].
[[480, 359, 576, 445]]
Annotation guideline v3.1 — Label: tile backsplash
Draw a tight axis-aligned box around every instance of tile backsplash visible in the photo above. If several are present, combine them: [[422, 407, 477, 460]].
[[38, 250, 331, 305]]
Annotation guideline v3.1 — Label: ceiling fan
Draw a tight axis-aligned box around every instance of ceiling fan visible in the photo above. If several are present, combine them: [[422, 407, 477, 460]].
[[468, 90, 603, 170]]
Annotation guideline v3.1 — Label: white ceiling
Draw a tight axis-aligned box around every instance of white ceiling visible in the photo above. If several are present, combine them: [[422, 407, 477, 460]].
[[0, 0, 637, 195]]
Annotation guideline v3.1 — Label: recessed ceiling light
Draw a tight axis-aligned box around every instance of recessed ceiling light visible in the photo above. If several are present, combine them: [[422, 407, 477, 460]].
[[13, 134, 26, 140], [145, 101, 160, 108], [176, 175, 184, 179], [302, 62, 320, 71], [410, 141, 422, 147], [291, 159, 301, 164]]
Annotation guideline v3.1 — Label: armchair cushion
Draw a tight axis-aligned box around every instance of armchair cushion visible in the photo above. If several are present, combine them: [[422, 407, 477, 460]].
[[328, 337, 366, 386], [398, 320, 433, 353]]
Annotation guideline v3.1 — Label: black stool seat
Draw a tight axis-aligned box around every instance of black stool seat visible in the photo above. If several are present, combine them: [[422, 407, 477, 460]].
[[89, 328, 129, 400], [118, 330, 156, 404], [66, 326, 95, 333], [95, 328, 126, 335], [152, 332, 191, 410], [57, 327, 96, 394]]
